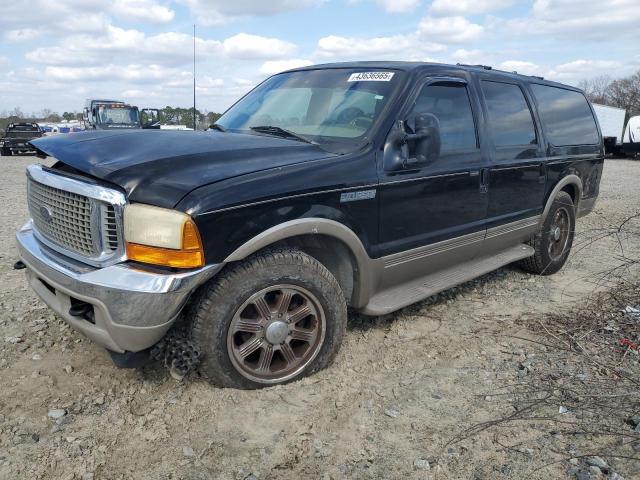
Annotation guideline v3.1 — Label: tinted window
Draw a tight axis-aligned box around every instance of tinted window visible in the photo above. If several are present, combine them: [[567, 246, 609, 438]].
[[530, 84, 599, 145], [482, 81, 536, 146], [410, 83, 477, 152]]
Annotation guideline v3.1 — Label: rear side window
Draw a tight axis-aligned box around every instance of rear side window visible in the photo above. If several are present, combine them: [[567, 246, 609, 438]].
[[481, 81, 537, 147], [410, 83, 477, 152], [530, 84, 599, 146]]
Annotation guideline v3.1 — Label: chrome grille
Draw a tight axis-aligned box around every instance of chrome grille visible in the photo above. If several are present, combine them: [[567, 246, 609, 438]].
[[28, 178, 96, 256], [26, 164, 126, 267], [102, 205, 119, 252]]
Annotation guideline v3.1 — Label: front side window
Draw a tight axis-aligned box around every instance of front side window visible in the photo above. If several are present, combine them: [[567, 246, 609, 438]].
[[217, 69, 405, 153], [409, 82, 477, 152], [482, 81, 537, 147], [530, 84, 599, 146]]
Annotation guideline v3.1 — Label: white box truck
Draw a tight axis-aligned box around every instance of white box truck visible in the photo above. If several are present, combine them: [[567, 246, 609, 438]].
[[592, 103, 626, 156]]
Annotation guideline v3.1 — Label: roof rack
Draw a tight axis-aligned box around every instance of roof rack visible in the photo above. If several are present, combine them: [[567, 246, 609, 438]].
[[456, 63, 492, 70], [457, 63, 545, 80]]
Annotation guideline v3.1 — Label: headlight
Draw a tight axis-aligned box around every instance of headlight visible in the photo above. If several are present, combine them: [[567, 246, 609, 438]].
[[124, 204, 204, 268]]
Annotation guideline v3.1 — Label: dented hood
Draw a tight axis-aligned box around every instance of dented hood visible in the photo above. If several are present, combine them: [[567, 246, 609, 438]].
[[31, 129, 334, 208]]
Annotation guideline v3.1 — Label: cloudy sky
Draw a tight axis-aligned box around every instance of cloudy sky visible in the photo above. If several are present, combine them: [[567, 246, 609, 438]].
[[1, 0, 639, 115]]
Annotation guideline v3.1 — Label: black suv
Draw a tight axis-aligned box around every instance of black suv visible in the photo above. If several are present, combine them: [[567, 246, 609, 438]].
[[17, 62, 603, 388], [1, 122, 42, 156]]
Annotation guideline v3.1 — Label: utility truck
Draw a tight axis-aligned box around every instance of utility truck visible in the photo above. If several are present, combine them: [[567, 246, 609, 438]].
[[83, 99, 141, 130]]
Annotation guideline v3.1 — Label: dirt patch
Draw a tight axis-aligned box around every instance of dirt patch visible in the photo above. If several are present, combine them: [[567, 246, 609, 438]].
[[1, 157, 639, 479]]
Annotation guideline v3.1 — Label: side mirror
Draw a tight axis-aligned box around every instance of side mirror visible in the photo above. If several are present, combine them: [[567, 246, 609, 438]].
[[412, 113, 441, 164], [383, 115, 441, 172], [382, 120, 410, 172]]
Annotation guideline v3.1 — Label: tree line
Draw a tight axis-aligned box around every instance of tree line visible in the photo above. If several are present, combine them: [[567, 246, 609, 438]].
[[578, 69, 640, 119]]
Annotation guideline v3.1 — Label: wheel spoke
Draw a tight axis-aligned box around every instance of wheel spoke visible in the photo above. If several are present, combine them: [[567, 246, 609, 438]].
[[290, 327, 315, 343], [276, 290, 293, 316], [237, 337, 263, 359], [257, 344, 274, 373], [253, 296, 272, 320], [280, 342, 297, 364], [288, 304, 312, 324], [233, 319, 263, 333]]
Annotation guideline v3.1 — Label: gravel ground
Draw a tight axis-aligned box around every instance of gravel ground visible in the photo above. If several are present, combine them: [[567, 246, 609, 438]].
[[0, 156, 639, 480]]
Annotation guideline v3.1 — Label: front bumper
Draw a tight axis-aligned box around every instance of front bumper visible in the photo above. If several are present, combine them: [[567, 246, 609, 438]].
[[16, 222, 222, 353]]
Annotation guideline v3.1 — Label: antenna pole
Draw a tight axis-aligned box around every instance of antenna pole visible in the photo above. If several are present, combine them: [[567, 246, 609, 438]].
[[193, 23, 196, 131]]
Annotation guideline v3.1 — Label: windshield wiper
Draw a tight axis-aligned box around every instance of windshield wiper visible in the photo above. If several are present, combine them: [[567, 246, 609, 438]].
[[250, 125, 317, 145], [210, 123, 226, 132]]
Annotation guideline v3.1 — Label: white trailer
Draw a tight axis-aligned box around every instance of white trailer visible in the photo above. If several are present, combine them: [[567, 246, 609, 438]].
[[622, 115, 640, 157], [592, 103, 626, 155]]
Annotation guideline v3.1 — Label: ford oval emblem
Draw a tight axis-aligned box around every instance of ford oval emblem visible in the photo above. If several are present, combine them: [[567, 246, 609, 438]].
[[39, 205, 53, 223]]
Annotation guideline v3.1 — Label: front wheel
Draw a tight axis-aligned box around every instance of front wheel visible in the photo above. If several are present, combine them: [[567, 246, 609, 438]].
[[189, 248, 347, 389], [0, 148, 10, 156], [519, 191, 575, 275]]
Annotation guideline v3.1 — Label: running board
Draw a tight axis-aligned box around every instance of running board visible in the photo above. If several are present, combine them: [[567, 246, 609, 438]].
[[362, 243, 534, 316]]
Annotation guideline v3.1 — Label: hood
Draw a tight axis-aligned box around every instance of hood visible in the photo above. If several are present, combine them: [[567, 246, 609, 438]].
[[31, 130, 335, 208]]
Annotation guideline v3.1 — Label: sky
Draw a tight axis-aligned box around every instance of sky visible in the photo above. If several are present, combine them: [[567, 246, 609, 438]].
[[1, 0, 639, 116]]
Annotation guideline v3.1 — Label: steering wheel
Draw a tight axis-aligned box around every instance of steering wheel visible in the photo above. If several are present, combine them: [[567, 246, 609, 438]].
[[336, 107, 365, 124], [350, 117, 373, 129]]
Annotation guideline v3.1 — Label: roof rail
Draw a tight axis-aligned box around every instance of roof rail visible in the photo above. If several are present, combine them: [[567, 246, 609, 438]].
[[456, 63, 492, 70]]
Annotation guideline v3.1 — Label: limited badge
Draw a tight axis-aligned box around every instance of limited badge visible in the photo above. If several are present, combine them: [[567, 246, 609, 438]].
[[340, 189, 377, 203], [348, 72, 395, 82]]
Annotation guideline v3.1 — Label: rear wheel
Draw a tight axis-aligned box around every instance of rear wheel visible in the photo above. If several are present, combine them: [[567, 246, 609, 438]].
[[0, 148, 10, 156], [519, 191, 575, 275], [190, 248, 347, 389]]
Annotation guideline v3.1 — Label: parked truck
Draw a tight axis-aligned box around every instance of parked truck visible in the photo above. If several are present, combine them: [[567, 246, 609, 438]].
[[0, 122, 43, 156], [83, 99, 141, 130], [592, 103, 626, 156]]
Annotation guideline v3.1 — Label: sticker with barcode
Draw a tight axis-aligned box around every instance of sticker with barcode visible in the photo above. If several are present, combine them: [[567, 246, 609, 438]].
[[348, 72, 395, 82]]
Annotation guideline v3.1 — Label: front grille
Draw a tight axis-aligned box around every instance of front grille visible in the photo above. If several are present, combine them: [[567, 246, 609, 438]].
[[28, 179, 96, 256], [101, 204, 119, 252], [26, 165, 126, 266]]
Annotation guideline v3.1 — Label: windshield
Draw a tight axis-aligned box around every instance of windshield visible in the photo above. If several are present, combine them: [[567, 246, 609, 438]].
[[217, 69, 404, 153], [97, 106, 140, 125]]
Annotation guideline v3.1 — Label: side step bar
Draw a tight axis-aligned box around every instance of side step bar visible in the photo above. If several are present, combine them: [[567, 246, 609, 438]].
[[362, 243, 534, 316]]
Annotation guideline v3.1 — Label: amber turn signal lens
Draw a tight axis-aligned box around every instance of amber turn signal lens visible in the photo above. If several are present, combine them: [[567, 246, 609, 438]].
[[126, 243, 204, 268], [181, 219, 203, 251], [126, 218, 205, 268]]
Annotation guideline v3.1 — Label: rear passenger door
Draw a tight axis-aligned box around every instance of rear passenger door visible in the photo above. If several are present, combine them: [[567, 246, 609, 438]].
[[479, 79, 546, 244]]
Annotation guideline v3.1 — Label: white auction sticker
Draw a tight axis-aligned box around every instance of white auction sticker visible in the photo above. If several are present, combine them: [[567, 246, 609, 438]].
[[348, 72, 395, 82]]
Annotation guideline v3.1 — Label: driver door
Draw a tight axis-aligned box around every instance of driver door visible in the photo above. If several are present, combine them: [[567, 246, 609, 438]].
[[377, 75, 490, 279]]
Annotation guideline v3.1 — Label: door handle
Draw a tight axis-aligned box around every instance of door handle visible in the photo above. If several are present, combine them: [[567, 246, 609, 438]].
[[479, 168, 490, 194], [538, 163, 546, 183]]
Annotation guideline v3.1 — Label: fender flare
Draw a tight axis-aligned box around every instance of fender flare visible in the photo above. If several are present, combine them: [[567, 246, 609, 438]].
[[539, 175, 582, 226], [540, 174, 583, 226], [223, 218, 373, 307]]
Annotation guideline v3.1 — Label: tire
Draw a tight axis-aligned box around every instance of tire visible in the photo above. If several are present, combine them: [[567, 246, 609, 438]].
[[519, 191, 575, 275], [0, 148, 10, 156], [189, 248, 347, 389]]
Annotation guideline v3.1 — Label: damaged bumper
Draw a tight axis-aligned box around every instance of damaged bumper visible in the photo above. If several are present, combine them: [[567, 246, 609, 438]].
[[16, 221, 221, 353]]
